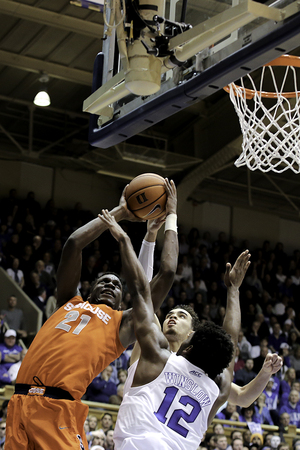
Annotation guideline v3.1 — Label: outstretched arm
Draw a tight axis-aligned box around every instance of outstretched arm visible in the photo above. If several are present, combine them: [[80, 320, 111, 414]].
[[208, 251, 251, 421], [138, 216, 165, 282], [229, 353, 283, 407], [56, 187, 140, 307], [99, 210, 154, 350], [150, 179, 178, 312]]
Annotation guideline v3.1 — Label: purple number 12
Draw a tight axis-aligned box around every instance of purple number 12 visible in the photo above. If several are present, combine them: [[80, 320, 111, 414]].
[[154, 386, 201, 437]]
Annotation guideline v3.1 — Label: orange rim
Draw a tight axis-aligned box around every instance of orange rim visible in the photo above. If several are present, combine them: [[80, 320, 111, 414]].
[[223, 54, 300, 99]]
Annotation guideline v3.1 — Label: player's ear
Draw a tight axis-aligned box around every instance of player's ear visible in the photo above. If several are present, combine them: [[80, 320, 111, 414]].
[[182, 345, 193, 356], [187, 330, 194, 338]]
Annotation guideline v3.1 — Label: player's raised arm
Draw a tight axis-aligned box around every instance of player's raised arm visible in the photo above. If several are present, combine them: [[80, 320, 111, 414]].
[[56, 186, 141, 307], [99, 209, 153, 349], [138, 216, 165, 282], [150, 179, 178, 311], [208, 250, 251, 421], [229, 353, 283, 407]]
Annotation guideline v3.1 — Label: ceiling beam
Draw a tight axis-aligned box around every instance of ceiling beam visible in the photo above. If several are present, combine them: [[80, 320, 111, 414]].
[[177, 136, 243, 210], [0, 0, 104, 38], [0, 50, 92, 85]]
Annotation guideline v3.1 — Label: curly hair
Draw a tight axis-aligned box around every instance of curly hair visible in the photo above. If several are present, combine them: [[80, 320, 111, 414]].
[[187, 321, 234, 379], [171, 305, 201, 331]]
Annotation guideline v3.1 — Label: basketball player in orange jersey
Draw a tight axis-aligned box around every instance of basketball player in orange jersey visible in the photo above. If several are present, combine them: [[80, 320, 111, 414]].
[[5, 178, 178, 450]]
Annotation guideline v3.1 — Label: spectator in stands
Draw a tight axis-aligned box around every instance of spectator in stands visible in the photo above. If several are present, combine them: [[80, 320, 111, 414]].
[[104, 429, 114, 450], [230, 431, 243, 442], [19, 244, 34, 284], [254, 393, 274, 424], [0, 329, 22, 371], [268, 323, 288, 353], [245, 267, 264, 296], [253, 344, 270, 374], [87, 366, 117, 404], [6, 258, 24, 288], [32, 286, 48, 323], [178, 233, 189, 255], [278, 343, 291, 376], [212, 424, 225, 435], [289, 330, 300, 352], [238, 330, 252, 360], [0, 365, 11, 387], [278, 412, 290, 439], [247, 321, 262, 359], [239, 404, 260, 424], [90, 430, 106, 449], [32, 236, 45, 261], [263, 378, 279, 413], [7, 348, 27, 384], [99, 413, 113, 434], [81, 255, 99, 284], [290, 345, 300, 378], [234, 358, 257, 386], [80, 280, 91, 301], [0, 400, 8, 422], [234, 346, 245, 373], [277, 444, 289, 450], [243, 430, 252, 448], [275, 266, 287, 286], [280, 367, 296, 397], [231, 438, 243, 450], [109, 383, 124, 405], [270, 435, 281, 450], [214, 435, 228, 450], [181, 254, 194, 288], [263, 433, 274, 450], [216, 402, 239, 425], [279, 389, 300, 426], [0, 295, 27, 338], [42, 251, 56, 281], [4, 234, 21, 262], [250, 433, 264, 449], [45, 287, 57, 319], [24, 270, 44, 299], [117, 369, 127, 385], [88, 415, 98, 433], [293, 438, 300, 450], [34, 259, 55, 294]]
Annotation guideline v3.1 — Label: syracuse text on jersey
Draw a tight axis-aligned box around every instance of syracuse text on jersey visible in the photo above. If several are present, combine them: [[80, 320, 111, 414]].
[[63, 301, 112, 324]]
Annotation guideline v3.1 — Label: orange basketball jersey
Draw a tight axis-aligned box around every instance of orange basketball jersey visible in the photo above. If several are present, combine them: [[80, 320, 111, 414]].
[[17, 296, 125, 399]]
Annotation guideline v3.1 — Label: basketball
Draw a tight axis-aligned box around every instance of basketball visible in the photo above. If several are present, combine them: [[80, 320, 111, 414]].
[[125, 173, 167, 220]]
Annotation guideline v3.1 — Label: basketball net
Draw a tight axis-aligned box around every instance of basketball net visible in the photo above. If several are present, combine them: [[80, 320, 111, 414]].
[[225, 55, 300, 173]]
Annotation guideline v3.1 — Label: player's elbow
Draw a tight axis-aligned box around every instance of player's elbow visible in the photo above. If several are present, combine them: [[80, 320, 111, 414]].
[[64, 234, 81, 252]]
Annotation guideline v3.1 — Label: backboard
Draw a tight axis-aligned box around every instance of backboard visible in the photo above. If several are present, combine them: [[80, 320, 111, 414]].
[[82, 0, 300, 148]]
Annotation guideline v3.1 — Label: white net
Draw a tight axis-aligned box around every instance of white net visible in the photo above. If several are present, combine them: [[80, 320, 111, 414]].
[[228, 63, 300, 173]]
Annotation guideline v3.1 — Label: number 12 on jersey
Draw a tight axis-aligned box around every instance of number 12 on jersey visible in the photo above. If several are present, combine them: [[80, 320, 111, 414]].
[[154, 386, 201, 437]]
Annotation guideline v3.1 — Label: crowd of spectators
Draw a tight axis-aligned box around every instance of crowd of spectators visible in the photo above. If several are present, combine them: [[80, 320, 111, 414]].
[[2, 188, 300, 448]]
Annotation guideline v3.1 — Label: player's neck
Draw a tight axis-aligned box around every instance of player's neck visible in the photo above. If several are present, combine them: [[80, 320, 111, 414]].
[[168, 340, 181, 353]]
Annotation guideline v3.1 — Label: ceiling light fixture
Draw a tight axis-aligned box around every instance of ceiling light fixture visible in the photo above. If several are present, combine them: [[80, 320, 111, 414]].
[[33, 73, 51, 107]]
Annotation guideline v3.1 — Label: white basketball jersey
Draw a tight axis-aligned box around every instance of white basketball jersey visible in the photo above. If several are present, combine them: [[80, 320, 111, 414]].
[[114, 353, 219, 450]]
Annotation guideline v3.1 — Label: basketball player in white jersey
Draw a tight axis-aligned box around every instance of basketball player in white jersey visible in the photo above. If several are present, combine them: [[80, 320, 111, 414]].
[[103, 198, 250, 450], [136, 231, 283, 409]]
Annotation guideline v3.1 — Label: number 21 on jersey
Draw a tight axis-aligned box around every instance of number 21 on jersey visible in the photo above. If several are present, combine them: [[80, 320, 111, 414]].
[[55, 311, 91, 335], [154, 386, 201, 437]]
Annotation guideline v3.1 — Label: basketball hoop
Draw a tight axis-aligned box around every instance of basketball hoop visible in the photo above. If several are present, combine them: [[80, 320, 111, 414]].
[[224, 55, 300, 173]]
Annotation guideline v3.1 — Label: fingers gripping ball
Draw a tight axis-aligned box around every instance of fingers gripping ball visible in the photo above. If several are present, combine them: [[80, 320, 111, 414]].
[[125, 173, 167, 220]]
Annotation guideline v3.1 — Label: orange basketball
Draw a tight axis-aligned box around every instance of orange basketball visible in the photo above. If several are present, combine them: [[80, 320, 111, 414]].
[[125, 173, 167, 220]]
